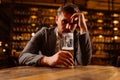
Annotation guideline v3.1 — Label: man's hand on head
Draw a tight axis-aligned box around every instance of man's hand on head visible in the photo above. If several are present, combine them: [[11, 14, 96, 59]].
[[71, 13, 88, 34]]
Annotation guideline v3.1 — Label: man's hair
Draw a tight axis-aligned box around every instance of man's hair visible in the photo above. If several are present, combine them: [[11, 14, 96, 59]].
[[57, 3, 80, 16]]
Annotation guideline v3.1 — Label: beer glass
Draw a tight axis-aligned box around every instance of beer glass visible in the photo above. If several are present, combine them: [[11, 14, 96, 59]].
[[61, 32, 74, 68], [62, 32, 74, 54]]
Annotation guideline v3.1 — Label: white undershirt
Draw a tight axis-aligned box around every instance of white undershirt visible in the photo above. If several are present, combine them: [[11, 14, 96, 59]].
[[55, 28, 62, 53]]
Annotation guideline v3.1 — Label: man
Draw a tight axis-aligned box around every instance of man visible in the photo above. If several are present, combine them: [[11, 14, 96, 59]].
[[19, 3, 92, 67]]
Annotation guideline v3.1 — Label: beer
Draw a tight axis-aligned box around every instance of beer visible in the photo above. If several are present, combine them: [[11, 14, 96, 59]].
[[62, 46, 74, 68], [62, 47, 74, 56]]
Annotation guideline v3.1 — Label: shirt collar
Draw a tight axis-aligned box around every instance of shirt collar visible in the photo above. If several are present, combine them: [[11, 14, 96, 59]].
[[55, 27, 61, 39]]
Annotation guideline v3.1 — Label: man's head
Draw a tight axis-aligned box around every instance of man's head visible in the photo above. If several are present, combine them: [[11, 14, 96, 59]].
[[55, 3, 80, 36]]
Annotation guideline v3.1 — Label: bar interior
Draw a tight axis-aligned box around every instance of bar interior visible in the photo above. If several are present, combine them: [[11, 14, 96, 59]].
[[0, 0, 120, 80]]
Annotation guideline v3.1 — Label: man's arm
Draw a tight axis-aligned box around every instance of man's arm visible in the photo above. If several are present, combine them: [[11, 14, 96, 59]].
[[79, 32, 92, 65], [19, 27, 46, 66]]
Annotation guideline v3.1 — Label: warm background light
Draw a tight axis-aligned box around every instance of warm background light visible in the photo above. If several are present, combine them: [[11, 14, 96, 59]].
[[114, 36, 118, 40], [113, 20, 119, 24], [113, 27, 118, 31]]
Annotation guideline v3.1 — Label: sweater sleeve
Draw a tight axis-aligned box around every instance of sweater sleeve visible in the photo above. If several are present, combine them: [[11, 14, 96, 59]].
[[79, 32, 92, 65], [19, 27, 47, 66]]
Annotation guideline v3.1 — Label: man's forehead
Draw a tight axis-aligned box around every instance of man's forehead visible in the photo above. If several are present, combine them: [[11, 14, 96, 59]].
[[59, 12, 73, 20]]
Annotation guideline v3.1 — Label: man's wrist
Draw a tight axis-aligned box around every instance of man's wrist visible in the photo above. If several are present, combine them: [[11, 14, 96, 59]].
[[38, 56, 48, 66]]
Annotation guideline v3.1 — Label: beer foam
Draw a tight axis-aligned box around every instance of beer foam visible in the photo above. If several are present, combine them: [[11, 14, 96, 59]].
[[62, 47, 74, 50]]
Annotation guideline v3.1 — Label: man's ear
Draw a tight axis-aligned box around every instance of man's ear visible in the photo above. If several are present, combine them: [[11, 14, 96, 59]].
[[55, 16, 58, 24]]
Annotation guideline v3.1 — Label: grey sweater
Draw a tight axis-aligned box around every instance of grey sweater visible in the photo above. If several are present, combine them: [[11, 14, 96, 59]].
[[19, 27, 92, 66]]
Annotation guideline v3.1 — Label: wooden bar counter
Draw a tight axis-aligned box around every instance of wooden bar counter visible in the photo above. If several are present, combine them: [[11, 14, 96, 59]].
[[0, 65, 120, 80]]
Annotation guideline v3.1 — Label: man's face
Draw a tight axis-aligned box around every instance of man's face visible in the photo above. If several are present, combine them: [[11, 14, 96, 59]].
[[56, 12, 77, 35]]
